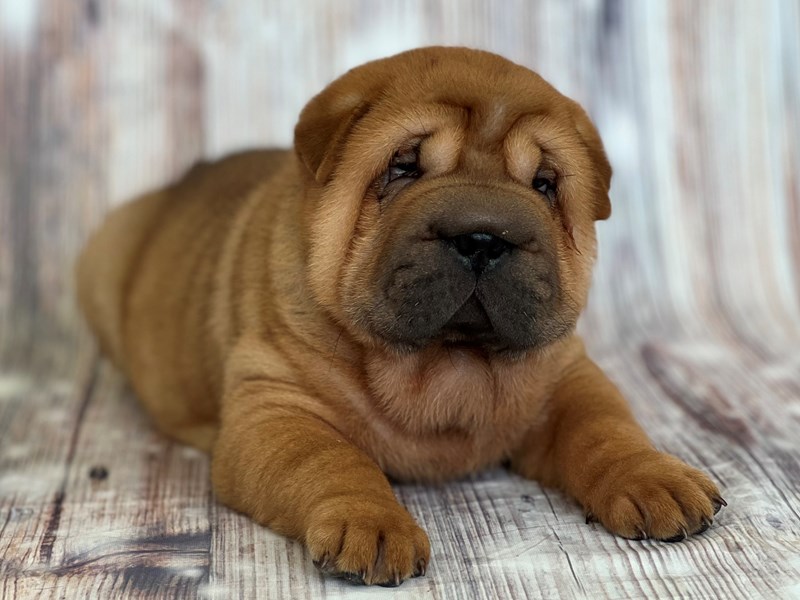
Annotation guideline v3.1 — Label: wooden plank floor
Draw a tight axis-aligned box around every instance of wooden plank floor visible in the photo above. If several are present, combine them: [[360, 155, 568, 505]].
[[2, 1, 800, 598], [1, 326, 799, 599]]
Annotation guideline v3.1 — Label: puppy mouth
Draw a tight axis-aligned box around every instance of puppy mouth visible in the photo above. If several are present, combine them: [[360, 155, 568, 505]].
[[437, 293, 507, 350]]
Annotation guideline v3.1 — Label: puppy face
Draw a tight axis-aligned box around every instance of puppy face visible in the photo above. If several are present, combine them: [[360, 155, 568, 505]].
[[295, 48, 611, 356]]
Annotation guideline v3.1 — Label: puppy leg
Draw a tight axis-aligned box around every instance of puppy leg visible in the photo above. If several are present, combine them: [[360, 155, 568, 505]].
[[211, 381, 430, 586], [510, 355, 724, 541]]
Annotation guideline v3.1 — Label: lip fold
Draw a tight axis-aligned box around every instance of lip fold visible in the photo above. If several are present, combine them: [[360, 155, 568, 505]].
[[440, 292, 495, 340]]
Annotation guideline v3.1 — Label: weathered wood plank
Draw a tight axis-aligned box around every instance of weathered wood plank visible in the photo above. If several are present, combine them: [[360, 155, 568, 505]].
[[0, 352, 214, 600]]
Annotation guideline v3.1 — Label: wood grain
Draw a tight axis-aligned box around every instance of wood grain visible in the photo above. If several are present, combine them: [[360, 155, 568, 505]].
[[1, 0, 799, 598]]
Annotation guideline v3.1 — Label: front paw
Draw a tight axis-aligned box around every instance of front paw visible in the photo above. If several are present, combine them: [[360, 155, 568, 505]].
[[585, 451, 725, 542], [306, 496, 430, 587]]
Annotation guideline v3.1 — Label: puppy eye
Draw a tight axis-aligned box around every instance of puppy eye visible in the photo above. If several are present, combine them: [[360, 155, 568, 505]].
[[387, 148, 421, 184], [532, 172, 557, 204]]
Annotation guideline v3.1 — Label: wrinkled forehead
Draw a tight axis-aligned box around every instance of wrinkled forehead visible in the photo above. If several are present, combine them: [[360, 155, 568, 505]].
[[381, 61, 572, 137], [375, 68, 574, 148]]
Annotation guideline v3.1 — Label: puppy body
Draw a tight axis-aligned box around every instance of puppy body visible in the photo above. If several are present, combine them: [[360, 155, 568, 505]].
[[78, 146, 574, 478], [78, 48, 722, 586]]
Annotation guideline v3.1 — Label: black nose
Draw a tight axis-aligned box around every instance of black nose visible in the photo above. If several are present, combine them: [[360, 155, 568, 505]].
[[448, 232, 513, 272]]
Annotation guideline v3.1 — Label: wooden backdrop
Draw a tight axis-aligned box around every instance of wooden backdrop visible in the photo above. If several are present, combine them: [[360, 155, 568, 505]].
[[1, 1, 799, 598]]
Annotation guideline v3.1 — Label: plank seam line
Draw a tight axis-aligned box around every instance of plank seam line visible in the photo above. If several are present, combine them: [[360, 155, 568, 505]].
[[37, 353, 101, 564]]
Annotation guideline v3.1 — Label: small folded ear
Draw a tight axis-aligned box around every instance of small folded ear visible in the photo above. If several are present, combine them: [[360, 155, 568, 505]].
[[570, 103, 612, 221], [294, 64, 390, 184], [294, 96, 371, 183]]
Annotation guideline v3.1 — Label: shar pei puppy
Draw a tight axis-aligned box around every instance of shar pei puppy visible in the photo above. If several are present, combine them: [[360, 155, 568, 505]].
[[77, 47, 724, 587]]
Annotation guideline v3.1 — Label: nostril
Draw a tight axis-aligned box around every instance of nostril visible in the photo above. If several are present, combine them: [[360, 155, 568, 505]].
[[484, 235, 511, 260], [446, 233, 514, 276], [450, 232, 512, 260]]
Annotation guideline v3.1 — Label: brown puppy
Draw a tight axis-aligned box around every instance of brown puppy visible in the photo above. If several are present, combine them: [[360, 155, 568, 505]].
[[77, 47, 724, 586]]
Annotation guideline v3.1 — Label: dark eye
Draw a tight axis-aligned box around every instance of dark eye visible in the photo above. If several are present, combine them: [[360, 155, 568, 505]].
[[387, 148, 421, 183], [532, 172, 557, 204], [377, 146, 423, 201]]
